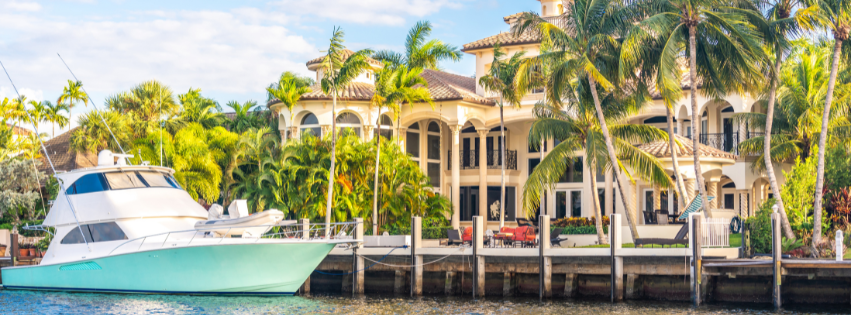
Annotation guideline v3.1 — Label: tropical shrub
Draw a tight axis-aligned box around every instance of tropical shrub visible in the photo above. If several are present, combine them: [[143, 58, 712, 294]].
[[780, 148, 827, 237], [552, 216, 609, 228], [745, 199, 775, 254]]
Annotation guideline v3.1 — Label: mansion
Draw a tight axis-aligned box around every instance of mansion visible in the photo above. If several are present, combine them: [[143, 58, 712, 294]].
[[267, 0, 786, 231]]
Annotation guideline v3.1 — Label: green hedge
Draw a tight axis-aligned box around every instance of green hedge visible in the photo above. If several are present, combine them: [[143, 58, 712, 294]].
[[553, 225, 608, 235]]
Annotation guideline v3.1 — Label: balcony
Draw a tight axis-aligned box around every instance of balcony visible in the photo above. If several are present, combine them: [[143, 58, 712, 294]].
[[698, 132, 765, 155], [447, 150, 517, 170]]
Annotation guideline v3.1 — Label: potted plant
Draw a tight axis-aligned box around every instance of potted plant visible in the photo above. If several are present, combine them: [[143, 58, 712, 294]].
[[0, 243, 6, 257], [18, 243, 30, 258], [36, 237, 50, 257]]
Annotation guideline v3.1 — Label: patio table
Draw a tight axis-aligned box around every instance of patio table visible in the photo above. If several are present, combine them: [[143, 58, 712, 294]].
[[494, 233, 513, 248]]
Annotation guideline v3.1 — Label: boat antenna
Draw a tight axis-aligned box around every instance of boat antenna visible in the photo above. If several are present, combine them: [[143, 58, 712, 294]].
[[56, 53, 132, 165], [1, 60, 91, 249]]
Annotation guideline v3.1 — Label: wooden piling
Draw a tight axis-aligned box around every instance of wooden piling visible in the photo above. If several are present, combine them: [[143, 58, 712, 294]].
[[411, 216, 422, 297], [539, 215, 551, 300], [503, 272, 513, 297], [445, 271, 455, 295], [10, 233, 18, 267], [564, 273, 578, 298], [472, 216, 484, 298], [691, 214, 703, 306], [772, 212, 781, 309], [353, 218, 364, 295], [611, 214, 623, 302], [394, 270, 405, 295]]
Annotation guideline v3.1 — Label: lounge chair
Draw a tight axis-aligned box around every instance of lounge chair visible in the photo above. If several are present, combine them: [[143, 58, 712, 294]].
[[512, 226, 536, 248], [634, 223, 689, 248], [550, 228, 565, 247], [516, 218, 538, 233], [446, 229, 463, 246]]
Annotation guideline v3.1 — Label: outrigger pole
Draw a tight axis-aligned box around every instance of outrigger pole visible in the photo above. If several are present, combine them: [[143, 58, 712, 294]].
[[1, 60, 90, 249]]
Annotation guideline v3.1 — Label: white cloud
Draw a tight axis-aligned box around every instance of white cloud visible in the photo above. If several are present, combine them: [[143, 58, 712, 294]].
[[2, 0, 42, 12], [0, 6, 318, 113], [274, 0, 465, 25]]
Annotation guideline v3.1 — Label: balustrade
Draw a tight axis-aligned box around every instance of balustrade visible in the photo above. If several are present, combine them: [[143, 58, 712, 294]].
[[447, 150, 517, 170]]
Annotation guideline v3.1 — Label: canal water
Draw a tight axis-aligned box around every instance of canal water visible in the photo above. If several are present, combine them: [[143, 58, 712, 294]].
[[1, 290, 848, 314]]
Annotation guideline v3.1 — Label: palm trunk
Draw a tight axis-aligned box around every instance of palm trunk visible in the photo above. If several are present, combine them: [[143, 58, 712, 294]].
[[588, 77, 640, 240], [589, 160, 607, 245], [372, 113, 381, 236], [813, 39, 842, 245], [325, 91, 338, 238], [764, 50, 796, 240], [666, 106, 688, 211], [688, 25, 713, 218], [499, 101, 506, 228]]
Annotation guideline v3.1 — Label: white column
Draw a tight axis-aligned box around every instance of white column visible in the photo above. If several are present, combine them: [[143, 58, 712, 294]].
[[707, 180, 719, 209], [451, 125, 462, 229], [398, 127, 408, 154], [738, 190, 749, 219], [685, 178, 696, 203], [653, 185, 661, 211], [677, 119, 684, 137], [478, 129, 489, 220]]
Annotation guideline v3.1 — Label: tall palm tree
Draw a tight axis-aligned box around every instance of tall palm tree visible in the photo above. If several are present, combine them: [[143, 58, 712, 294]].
[[25, 100, 48, 132], [57, 80, 88, 132], [524, 79, 674, 245], [624, 0, 765, 218], [227, 100, 262, 134], [479, 43, 528, 228], [810, 0, 851, 244], [369, 65, 433, 234], [178, 88, 225, 130], [319, 27, 374, 236], [513, 0, 652, 238], [266, 73, 313, 139], [44, 101, 70, 137], [372, 20, 462, 70], [107, 80, 178, 139]]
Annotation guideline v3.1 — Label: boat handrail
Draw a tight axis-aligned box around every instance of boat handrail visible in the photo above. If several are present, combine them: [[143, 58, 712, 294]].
[[107, 221, 361, 255]]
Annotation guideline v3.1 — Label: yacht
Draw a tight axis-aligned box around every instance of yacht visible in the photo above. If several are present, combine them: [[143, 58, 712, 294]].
[[0, 151, 358, 295]]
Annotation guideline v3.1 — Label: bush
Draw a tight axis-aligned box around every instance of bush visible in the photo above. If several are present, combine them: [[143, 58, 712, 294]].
[[745, 199, 775, 254], [554, 225, 608, 235], [552, 216, 609, 228]]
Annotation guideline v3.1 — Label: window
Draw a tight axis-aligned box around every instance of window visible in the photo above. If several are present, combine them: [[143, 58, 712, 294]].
[[67, 173, 108, 195], [407, 122, 420, 158], [427, 163, 441, 187], [559, 157, 583, 183], [598, 188, 606, 216], [570, 191, 582, 217], [300, 113, 321, 137], [528, 158, 540, 177], [427, 121, 441, 187], [556, 191, 567, 219], [105, 172, 146, 190], [336, 112, 361, 137], [137, 171, 173, 188], [60, 222, 128, 244], [377, 115, 393, 140], [724, 194, 734, 209]]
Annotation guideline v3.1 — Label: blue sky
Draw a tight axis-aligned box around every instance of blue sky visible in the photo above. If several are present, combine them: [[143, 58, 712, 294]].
[[0, 0, 540, 132]]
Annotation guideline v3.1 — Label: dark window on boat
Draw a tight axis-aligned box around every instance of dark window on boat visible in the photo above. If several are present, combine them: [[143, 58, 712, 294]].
[[165, 174, 182, 189], [67, 173, 108, 195], [137, 171, 172, 188], [105, 172, 146, 189], [61, 222, 128, 244]]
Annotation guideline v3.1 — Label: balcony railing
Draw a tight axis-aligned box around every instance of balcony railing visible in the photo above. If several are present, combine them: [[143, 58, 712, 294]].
[[698, 132, 767, 155], [447, 150, 517, 170]]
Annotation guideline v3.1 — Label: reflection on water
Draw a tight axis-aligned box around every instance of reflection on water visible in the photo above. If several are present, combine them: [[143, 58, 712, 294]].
[[0, 290, 847, 314]]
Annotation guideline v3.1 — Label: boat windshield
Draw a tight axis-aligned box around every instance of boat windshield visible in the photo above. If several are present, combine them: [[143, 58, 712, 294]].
[[67, 171, 182, 195]]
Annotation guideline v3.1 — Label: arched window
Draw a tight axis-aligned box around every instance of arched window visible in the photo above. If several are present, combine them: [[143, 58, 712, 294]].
[[407, 122, 420, 159], [427, 121, 441, 187], [377, 114, 393, 140], [336, 112, 362, 137], [300, 113, 321, 137]]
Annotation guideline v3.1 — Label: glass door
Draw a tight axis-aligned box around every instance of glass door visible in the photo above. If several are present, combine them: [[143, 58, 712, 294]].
[[555, 189, 583, 219]]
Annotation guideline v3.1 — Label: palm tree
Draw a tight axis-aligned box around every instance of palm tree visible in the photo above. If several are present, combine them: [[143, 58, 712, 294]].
[[810, 0, 851, 244], [227, 100, 262, 134], [107, 80, 178, 139], [57, 80, 88, 132], [524, 79, 674, 245], [319, 27, 374, 236], [369, 65, 433, 234], [623, 0, 765, 218], [25, 100, 48, 132], [479, 43, 528, 228], [178, 88, 225, 130], [266, 73, 313, 139], [372, 20, 462, 70], [44, 101, 70, 137], [513, 1, 652, 238]]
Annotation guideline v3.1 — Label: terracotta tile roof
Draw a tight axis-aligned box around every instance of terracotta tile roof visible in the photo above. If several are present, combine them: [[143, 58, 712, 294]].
[[463, 14, 566, 51], [419, 69, 494, 105], [299, 82, 376, 101], [6, 123, 33, 136], [305, 49, 382, 67], [37, 127, 98, 173], [636, 135, 737, 160]]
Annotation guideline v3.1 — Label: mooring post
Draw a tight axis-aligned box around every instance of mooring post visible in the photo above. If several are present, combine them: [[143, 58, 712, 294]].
[[610, 214, 623, 302], [411, 216, 422, 297], [771, 210, 781, 309], [353, 217, 364, 295], [472, 216, 485, 298], [691, 213, 703, 306], [836, 229, 844, 262], [11, 233, 18, 267], [300, 218, 311, 295], [539, 215, 551, 300]]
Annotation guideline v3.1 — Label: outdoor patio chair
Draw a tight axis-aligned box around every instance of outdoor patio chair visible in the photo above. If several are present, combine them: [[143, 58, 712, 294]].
[[446, 229, 463, 246], [516, 218, 539, 233], [512, 226, 536, 248], [461, 227, 473, 245], [643, 211, 656, 224], [634, 223, 688, 248], [550, 228, 565, 247], [655, 210, 669, 225]]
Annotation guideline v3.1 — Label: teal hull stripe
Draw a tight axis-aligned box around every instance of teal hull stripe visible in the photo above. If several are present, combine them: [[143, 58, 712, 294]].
[[3, 285, 295, 296]]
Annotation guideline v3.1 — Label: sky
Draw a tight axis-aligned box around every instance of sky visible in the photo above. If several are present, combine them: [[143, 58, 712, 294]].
[[0, 0, 541, 134]]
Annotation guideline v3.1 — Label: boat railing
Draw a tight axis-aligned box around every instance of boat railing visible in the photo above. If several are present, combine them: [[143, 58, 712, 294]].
[[107, 221, 361, 256]]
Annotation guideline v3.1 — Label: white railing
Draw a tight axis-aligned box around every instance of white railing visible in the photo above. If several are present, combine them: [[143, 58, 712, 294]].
[[701, 218, 730, 248], [108, 221, 361, 255]]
